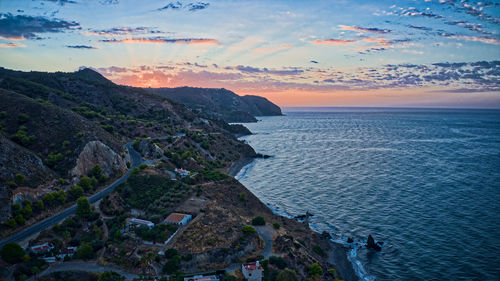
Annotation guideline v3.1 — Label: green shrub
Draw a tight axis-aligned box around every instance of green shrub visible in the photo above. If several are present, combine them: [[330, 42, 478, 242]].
[[277, 269, 298, 281], [273, 223, 280, 229], [11, 126, 36, 146], [45, 153, 63, 168], [308, 263, 323, 276], [6, 218, 17, 227], [1, 242, 25, 264], [313, 245, 326, 257], [15, 174, 25, 184], [242, 225, 256, 234], [252, 216, 265, 226], [76, 242, 95, 260], [0, 111, 6, 118], [269, 256, 287, 269], [17, 113, 30, 124]]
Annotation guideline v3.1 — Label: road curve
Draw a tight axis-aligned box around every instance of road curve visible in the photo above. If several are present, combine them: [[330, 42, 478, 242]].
[[0, 142, 142, 249]]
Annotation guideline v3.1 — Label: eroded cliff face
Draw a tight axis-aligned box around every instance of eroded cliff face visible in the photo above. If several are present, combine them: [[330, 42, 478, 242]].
[[71, 141, 129, 179], [135, 139, 164, 159]]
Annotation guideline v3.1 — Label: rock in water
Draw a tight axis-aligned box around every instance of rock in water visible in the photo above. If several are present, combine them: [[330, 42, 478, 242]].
[[347, 237, 354, 243], [366, 234, 382, 251], [321, 231, 332, 240]]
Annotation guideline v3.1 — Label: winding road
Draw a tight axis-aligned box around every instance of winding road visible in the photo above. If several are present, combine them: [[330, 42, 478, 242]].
[[0, 142, 143, 249]]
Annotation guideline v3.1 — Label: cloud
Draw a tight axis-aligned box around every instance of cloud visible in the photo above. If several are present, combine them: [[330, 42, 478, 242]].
[[186, 2, 209, 11], [97, 60, 500, 94], [234, 65, 303, 75], [408, 25, 432, 31], [99, 37, 218, 45], [0, 13, 79, 40], [314, 39, 356, 45], [441, 33, 500, 45], [42, 0, 77, 5], [339, 25, 391, 34], [0, 42, 25, 48], [158, 2, 209, 12], [66, 45, 97, 49], [84, 26, 162, 37], [158, 2, 182, 10]]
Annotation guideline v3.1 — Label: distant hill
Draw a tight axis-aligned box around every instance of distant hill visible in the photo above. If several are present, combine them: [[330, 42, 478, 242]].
[[148, 87, 282, 122]]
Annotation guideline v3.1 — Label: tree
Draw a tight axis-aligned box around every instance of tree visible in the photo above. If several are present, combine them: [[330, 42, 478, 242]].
[[76, 196, 92, 219], [68, 185, 84, 200], [79, 176, 93, 191], [277, 269, 298, 281], [76, 242, 95, 260], [15, 174, 25, 184], [252, 216, 266, 226], [308, 263, 323, 276], [15, 214, 26, 225], [89, 165, 103, 177], [6, 218, 17, 227], [1, 242, 25, 264]]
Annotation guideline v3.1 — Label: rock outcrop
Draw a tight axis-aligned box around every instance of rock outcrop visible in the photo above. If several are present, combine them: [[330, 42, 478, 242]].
[[366, 234, 382, 251], [135, 139, 164, 159], [71, 141, 128, 178]]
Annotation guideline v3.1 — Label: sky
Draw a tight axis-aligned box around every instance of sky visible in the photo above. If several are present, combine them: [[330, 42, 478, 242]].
[[0, 0, 499, 108]]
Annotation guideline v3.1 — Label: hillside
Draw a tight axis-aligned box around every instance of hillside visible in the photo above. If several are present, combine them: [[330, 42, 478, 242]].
[[0, 68, 256, 228], [148, 87, 282, 122]]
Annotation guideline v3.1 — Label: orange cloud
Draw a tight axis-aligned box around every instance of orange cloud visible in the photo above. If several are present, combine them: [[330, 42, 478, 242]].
[[0, 35, 24, 40], [0, 42, 25, 48]]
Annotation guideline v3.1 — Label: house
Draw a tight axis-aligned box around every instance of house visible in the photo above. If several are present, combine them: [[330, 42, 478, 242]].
[[127, 218, 155, 229], [164, 213, 192, 226], [175, 168, 190, 178], [56, 246, 77, 259], [184, 275, 219, 281], [242, 261, 264, 281], [30, 242, 54, 254]]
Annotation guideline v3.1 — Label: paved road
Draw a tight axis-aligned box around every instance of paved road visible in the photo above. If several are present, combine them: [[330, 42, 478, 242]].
[[0, 142, 142, 249]]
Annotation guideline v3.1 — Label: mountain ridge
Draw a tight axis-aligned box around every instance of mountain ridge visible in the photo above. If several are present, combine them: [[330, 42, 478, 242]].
[[148, 86, 283, 122]]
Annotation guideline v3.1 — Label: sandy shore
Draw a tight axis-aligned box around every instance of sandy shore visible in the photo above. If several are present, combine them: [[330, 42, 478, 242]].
[[228, 157, 254, 177], [329, 244, 359, 281]]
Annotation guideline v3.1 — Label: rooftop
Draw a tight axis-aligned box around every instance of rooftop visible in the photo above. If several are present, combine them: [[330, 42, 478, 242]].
[[243, 262, 263, 271], [164, 213, 190, 223]]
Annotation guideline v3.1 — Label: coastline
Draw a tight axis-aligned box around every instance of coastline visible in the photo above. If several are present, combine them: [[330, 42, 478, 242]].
[[229, 156, 359, 281]]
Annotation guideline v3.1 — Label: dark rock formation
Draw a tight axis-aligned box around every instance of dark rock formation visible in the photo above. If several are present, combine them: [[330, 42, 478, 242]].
[[347, 237, 354, 243], [366, 234, 382, 251], [320, 231, 332, 240]]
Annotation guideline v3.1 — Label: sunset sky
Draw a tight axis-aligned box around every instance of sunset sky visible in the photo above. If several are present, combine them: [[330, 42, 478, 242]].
[[1, 0, 499, 107]]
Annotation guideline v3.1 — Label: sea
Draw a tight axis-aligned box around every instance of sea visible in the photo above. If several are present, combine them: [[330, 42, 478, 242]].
[[235, 107, 500, 281]]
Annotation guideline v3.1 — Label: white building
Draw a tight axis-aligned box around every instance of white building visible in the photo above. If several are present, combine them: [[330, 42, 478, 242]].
[[30, 242, 54, 254], [128, 218, 155, 229], [242, 261, 264, 281], [184, 275, 219, 281], [175, 168, 190, 178], [164, 213, 192, 226]]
